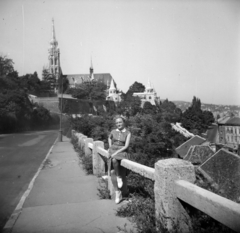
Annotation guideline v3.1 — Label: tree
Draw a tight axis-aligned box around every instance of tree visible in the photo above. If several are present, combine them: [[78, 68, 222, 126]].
[[181, 96, 214, 134], [116, 96, 141, 116], [142, 102, 157, 115], [42, 67, 56, 91], [0, 55, 14, 77], [19, 72, 42, 95], [58, 75, 69, 94], [160, 99, 182, 123], [70, 81, 107, 101], [125, 81, 145, 100]]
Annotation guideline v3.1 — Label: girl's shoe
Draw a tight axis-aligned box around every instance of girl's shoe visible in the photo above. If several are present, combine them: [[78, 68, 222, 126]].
[[115, 191, 122, 204], [117, 176, 123, 188]]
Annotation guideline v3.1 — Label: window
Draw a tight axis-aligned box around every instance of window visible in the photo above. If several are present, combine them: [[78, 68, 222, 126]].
[[149, 96, 151, 99]]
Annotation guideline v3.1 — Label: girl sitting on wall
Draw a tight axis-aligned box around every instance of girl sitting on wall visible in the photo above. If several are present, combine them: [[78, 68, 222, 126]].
[[108, 115, 131, 204]]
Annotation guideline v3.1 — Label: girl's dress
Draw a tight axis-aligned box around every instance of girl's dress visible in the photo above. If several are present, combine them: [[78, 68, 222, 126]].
[[108, 128, 131, 174]]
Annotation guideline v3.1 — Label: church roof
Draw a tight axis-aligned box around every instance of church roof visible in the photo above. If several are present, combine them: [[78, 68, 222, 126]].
[[109, 78, 116, 90], [66, 73, 113, 86]]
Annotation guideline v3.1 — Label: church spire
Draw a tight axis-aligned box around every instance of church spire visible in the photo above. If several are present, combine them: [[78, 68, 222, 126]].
[[50, 18, 58, 47], [146, 78, 152, 89], [48, 18, 60, 92], [90, 57, 93, 69], [109, 78, 115, 90], [90, 57, 94, 79]]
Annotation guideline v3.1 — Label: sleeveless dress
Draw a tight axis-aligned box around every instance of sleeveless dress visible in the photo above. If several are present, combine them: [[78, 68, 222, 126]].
[[108, 128, 131, 173]]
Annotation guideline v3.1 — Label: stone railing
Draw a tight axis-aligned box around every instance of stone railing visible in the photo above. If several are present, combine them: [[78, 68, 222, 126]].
[[72, 130, 240, 233]]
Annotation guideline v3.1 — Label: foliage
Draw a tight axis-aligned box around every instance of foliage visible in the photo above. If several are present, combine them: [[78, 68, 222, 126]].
[[0, 55, 58, 133], [116, 96, 142, 117], [97, 179, 111, 199], [71, 133, 93, 175], [142, 102, 157, 115], [181, 96, 214, 134], [124, 81, 145, 100], [42, 67, 56, 91], [58, 74, 69, 93], [68, 81, 107, 101], [31, 103, 52, 128], [0, 55, 14, 76]]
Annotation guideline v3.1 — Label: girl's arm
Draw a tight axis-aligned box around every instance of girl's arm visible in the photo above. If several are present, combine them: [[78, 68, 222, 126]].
[[111, 133, 131, 158], [108, 136, 112, 148], [108, 135, 112, 158]]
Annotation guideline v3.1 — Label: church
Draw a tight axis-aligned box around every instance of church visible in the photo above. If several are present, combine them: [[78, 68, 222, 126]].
[[47, 19, 121, 103], [133, 79, 160, 106]]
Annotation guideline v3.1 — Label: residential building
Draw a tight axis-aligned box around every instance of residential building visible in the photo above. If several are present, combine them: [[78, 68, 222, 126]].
[[218, 116, 240, 149]]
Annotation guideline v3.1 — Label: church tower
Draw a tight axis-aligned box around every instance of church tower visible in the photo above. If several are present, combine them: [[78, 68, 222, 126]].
[[48, 19, 61, 86], [90, 58, 94, 80], [106, 78, 121, 103]]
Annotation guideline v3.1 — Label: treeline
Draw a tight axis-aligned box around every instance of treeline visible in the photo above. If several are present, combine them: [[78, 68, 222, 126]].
[[0, 55, 59, 133]]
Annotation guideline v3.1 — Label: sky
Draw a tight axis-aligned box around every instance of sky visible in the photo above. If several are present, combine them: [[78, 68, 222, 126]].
[[0, 0, 240, 105]]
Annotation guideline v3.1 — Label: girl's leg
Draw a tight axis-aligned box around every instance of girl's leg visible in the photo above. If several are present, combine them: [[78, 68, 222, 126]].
[[112, 158, 123, 189], [112, 158, 121, 177], [110, 169, 122, 204]]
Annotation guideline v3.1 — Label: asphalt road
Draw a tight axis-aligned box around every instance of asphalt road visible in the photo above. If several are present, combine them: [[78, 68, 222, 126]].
[[0, 130, 58, 231]]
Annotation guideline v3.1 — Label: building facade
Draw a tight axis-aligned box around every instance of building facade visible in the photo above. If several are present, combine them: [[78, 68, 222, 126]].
[[106, 78, 121, 102], [133, 79, 160, 106], [218, 116, 240, 149]]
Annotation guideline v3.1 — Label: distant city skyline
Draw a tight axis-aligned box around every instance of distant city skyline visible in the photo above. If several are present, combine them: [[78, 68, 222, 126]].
[[0, 0, 240, 105]]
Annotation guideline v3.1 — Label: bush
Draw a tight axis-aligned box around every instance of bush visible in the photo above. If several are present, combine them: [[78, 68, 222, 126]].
[[97, 179, 111, 199], [71, 134, 93, 175], [81, 154, 93, 175]]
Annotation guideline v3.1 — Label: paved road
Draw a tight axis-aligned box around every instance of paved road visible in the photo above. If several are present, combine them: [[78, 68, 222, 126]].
[[0, 130, 58, 231]]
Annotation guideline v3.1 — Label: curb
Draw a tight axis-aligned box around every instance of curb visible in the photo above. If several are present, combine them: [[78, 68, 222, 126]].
[[2, 137, 58, 233]]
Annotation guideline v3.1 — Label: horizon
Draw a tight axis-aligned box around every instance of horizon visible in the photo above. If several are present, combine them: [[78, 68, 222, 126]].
[[0, 0, 240, 106]]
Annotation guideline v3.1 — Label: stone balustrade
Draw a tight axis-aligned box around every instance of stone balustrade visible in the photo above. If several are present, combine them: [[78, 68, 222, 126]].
[[71, 129, 240, 233]]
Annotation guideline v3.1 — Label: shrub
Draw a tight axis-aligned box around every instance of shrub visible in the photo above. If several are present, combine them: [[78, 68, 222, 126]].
[[97, 179, 111, 199], [81, 154, 93, 175], [71, 134, 93, 175]]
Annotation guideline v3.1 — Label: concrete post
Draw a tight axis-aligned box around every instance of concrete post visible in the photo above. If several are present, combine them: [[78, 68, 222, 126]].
[[154, 158, 195, 233], [80, 136, 87, 151], [77, 134, 84, 147], [71, 129, 75, 138], [84, 138, 93, 157], [92, 141, 105, 176]]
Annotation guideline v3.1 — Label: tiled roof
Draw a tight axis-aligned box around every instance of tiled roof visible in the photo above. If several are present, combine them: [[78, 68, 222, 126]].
[[199, 149, 240, 200], [175, 135, 206, 158], [66, 73, 113, 86], [218, 116, 240, 126], [184, 145, 214, 165]]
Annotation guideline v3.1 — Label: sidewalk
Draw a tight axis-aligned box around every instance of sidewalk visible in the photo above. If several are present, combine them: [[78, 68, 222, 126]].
[[6, 136, 133, 233]]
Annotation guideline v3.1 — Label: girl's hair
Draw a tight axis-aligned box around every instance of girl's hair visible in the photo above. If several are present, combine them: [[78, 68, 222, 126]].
[[114, 115, 126, 123]]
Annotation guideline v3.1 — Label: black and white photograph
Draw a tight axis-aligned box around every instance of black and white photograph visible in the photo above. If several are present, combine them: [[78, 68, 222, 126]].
[[0, 0, 240, 232]]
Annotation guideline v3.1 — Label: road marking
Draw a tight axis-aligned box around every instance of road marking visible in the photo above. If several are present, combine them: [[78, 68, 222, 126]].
[[3, 136, 58, 233]]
